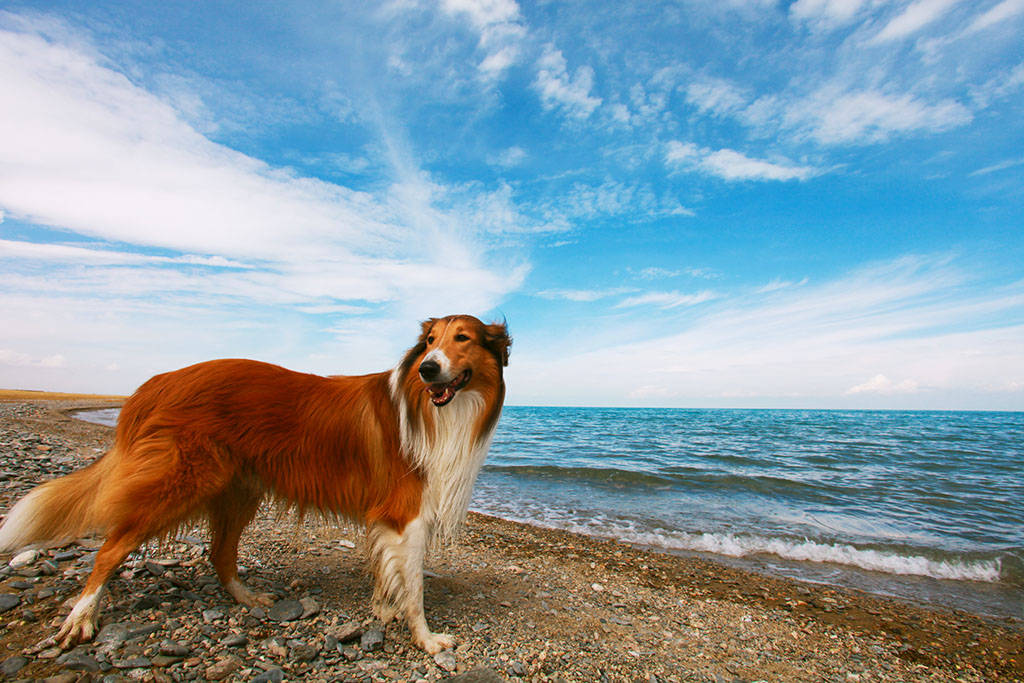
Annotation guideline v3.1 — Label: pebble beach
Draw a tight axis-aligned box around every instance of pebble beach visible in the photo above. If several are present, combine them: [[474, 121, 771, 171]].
[[0, 399, 1021, 682]]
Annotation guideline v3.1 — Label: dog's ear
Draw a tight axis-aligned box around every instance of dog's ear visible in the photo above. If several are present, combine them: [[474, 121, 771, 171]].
[[484, 321, 511, 367], [419, 318, 438, 342]]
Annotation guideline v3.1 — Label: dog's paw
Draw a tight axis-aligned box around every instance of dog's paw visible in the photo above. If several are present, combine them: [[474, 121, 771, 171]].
[[53, 613, 98, 649], [225, 579, 274, 608], [417, 631, 455, 655]]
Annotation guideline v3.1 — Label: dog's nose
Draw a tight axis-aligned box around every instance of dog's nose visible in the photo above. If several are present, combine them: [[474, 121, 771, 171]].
[[419, 360, 441, 381]]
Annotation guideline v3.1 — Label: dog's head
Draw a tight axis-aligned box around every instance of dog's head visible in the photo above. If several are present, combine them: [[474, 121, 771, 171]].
[[402, 315, 511, 407]]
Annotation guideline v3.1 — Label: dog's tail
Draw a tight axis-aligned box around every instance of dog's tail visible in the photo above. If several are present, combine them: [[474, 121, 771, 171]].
[[0, 446, 121, 552]]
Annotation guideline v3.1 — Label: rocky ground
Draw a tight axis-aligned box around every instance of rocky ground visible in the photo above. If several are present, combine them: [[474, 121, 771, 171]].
[[0, 400, 1022, 682]]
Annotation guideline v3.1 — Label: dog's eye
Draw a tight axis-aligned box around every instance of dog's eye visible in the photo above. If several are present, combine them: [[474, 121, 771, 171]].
[[455, 334, 470, 342], [427, 336, 435, 345]]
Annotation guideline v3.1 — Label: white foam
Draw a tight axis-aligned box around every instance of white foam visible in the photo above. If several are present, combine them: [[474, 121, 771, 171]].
[[627, 530, 1003, 583], [472, 502, 1004, 584]]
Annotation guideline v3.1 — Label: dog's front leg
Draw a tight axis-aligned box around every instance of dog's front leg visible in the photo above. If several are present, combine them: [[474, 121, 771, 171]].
[[368, 518, 454, 654]]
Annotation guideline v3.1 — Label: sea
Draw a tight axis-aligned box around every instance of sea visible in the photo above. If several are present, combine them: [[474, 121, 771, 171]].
[[74, 406, 1024, 620]]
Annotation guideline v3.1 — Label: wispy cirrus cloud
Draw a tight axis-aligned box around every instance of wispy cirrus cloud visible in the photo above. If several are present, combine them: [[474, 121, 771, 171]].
[[614, 290, 717, 310], [789, 0, 872, 31], [0, 19, 525, 317], [870, 0, 962, 44]]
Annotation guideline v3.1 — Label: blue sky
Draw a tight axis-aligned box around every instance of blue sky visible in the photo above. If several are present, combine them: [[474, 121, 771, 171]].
[[1, 0, 1022, 409]]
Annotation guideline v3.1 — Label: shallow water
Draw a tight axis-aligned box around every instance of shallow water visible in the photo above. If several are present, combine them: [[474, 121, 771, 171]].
[[74, 405, 1024, 619], [474, 407, 1024, 619]]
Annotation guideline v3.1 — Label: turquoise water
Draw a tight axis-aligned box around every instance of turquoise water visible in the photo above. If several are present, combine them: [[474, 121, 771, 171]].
[[473, 407, 1024, 619], [75, 406, 1023, 618]]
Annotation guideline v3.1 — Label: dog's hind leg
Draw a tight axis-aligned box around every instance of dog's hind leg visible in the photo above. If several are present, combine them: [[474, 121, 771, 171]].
[[51, 526, 147, 648], [207, 477, 273, 608], [45, 433, 232, 649]]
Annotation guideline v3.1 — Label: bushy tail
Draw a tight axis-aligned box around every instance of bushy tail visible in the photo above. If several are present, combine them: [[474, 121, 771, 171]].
[[0, 447, 121, 552]]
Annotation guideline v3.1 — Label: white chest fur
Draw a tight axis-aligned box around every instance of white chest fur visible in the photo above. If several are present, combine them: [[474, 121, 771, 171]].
[[390, 372, 498, 543]]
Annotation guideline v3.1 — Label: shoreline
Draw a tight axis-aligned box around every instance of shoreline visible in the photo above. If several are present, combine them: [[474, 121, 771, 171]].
[[1, 399, 1022, 681]]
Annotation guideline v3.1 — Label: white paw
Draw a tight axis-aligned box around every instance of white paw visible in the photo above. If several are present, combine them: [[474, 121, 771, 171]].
[[55, 613, 98, 649], [417, 631, 455, 655]]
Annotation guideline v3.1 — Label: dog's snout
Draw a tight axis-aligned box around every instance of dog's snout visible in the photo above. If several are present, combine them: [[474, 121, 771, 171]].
[[419, 359, 441, 381]]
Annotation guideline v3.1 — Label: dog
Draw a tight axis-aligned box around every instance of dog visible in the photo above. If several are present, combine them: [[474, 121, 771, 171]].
[[0, 314, 510, 654]]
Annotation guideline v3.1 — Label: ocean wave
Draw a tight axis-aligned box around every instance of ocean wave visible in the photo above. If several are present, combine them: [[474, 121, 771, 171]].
[[479, 508, 1009, 584], [629, 531, 1007, 583]]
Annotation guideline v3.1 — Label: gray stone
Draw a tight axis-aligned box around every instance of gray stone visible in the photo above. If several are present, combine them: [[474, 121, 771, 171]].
[[328, 619, 363, 643], [158, 642, 190, 657], [360, 625, 384, 652], [42, 674, 78, 683], [1, 655, 28, 677], [263, 636, 288, 658], [202, 608, 226, 623], [95, 622, 132, 644], [251, 668, 285, 683], [0, 593, 20, 613], [289, 642, 318, 662], [9, 549, 39, 568], [112, 656, 152, 669], [299, 595, 320, 618], [205, 654, 242, 681], [267, 598, 304, 622], [434, 649, 458, 672], [127, 623, 162, 640], [221, 633, 248, 647], [144, 561, 166, 576], [56, 650, 102, 672], [444, 669, 507, 683]]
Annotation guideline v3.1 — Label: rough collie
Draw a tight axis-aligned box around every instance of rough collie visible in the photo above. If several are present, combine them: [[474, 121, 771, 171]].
[[0, 315, 510, 654]]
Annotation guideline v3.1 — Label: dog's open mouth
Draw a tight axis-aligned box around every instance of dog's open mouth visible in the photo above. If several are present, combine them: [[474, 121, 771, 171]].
[[425, 370, 471, 407]]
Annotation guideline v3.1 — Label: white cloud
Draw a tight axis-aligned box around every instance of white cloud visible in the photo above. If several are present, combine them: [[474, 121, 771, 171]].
[[442, 0, 525, 79], [539, 179, 694, 224], [489, 146, 527, 168], [871, 0, 961, 43], [666, 142, 820, 181], [685, 78, 749, 117], [615, 290, 717, 310], [508, 255, 1024, 408], [0, 20, 524, 320], [535, 287, 632, 302], [757, 277, 809, 293], [846, 374, 920, 395], [802, 90, 972, 144], [534, 45, 602, 119], [790, 0, 871, 30], [442, 0, 520, 27], [962, 0, 1024, 35], [0, 350, 67, 368], [969, 157, 1024, 176]]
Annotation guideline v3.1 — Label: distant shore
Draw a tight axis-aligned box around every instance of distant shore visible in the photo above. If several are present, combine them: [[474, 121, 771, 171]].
[[1, 399, 1022, 682], [0, 389, 125, 402]]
